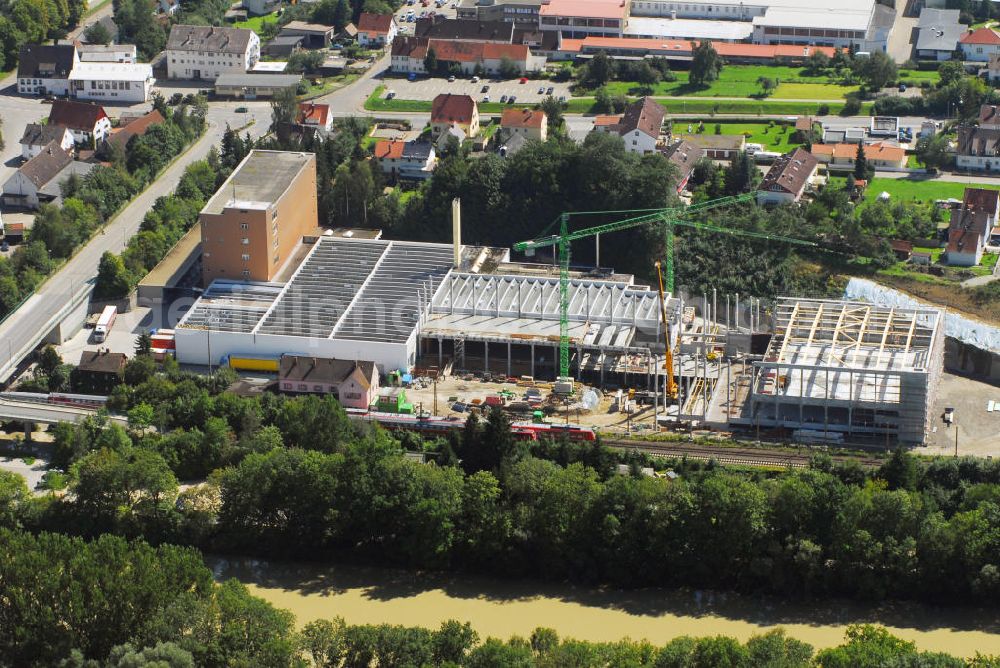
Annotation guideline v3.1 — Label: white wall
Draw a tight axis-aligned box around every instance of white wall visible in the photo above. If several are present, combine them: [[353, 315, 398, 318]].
[[17, 77, 71, 96]]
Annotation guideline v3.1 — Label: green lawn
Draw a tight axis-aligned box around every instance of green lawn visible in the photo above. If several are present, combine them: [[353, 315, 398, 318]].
[[234, 12, 279, 36], [866, 178, 1000, 203], [593, 65, 860, 101], [913, 245, 944, 263], [679, 122, 801, 151], [300, 73, 359, 99]]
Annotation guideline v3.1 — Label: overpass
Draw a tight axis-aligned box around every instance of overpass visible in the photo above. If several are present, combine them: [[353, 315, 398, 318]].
[[0, 395, 127, 427]]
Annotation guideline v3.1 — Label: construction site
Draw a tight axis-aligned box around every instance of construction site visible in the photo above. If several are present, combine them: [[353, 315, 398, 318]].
[[167, 151, 950, 445]]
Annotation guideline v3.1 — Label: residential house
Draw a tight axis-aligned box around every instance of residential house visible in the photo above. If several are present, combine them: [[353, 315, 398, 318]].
[[166, 25, 260, 80], [890, 239, 913, 261], [661, 139, 699, 192], [390, 36, 544, 74], [48, 100, 112, 145], [987, 54, 1000, 84], [431, 93, 479, 138], [915, 8, 966, 61], [498, 132, 529, 157], [159, 0, 181, 15], [296, 102, 333, 131], [2, 141, 73, 209], [106, 110, 165, 151], [810, 141, 906, 170], [76, 44, 138, 63], [80, 16, 119, 45], [278, 355, 379, 409], [17, 43, 77, 96], [942, 187, 999, 266], [671, 133, 746, 160], [243, 0, 279, 16], [71, 350, 128, 394], [596, 97, 665, 154], [980, 104, 1000, 129], [373, 140, 436, 180], [357, 13, 398, 47], [955, 125, 1000, 172], [500, 107, 547, 141], [437, 125, 467, 150], [69, 62, 156, 103], [19, 124, 74, 160], [756, 148, 819, 206], [959, 27, 1000, 61], [279, 21, 336, 48]]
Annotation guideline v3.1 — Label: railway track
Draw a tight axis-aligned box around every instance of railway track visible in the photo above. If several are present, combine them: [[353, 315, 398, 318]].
[[603, 439, 885, 469]]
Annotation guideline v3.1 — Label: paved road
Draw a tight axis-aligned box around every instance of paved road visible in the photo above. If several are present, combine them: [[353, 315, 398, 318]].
[[0, 453, 50, 493], [0, 100, 269, 381], [0, 396, 126, 425]]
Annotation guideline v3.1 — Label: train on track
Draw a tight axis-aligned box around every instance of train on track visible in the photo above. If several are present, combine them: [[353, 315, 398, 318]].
[[0, 391, 108, 408]]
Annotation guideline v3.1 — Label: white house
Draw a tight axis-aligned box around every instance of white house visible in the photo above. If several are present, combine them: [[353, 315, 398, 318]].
[[955, 125, 1000, 172], [159, 0, 180, 14], [166, 25, 260, 80], [19, 124, 75, 160], [243, 0, 280, 16], [756, 148, 818, 206], [2, 141, 72, 209], [69, 62, 156, 103], [373, 140, 436, 180], [591, 97, 665, 154], [959, 27, 1000, 61], [945, 188, 999, 266], [16, 44, 77, 96], [357, 13, 398, 47], [48, 100, 112, 145]]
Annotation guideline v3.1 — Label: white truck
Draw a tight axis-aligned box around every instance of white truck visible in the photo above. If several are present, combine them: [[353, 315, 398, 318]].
[[93, 305, 117, 343]]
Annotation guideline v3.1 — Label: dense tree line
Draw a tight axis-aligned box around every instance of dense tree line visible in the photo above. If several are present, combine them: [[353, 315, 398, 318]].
[[7, 359, 997, 609], [0, 525, 994, 666], [0, 0, 87, 72]]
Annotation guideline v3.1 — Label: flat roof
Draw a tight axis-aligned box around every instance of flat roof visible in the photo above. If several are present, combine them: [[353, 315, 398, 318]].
[[139, 225, 202, 289], [624, 17, 753, 40], [250, 61, 289, 72], [68, 62, 153, 79], [540, 0, 627, 19], [214, 73, 302, 87], [752, 5, 874, 31], [202, 150, 313, 215]]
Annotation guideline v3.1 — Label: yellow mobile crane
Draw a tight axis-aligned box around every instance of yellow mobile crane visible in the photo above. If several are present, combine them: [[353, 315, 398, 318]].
[[655, 260, 678, 401]]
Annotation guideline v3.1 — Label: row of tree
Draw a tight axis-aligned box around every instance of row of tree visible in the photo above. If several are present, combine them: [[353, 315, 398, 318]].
[[113, 0, 232, 60], [1, 525, 988, 666]]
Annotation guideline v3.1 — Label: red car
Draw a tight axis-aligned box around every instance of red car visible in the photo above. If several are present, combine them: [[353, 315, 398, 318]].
[[519, 77, 528, 83]]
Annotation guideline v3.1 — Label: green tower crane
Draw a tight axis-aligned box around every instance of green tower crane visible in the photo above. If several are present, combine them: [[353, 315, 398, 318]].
[[512, 193, 818, 385]]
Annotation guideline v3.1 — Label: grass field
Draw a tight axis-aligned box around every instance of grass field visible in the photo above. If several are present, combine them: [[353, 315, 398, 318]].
[[866, 178, 1000, 203], [234, 12, 279, 36], [594, 65, 861, 101], [680, 122, 801, 151], [300, 73, 359, 98]]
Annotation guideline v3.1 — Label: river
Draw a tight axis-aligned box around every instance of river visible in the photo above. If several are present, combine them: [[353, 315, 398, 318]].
[[209, 558, 1000, 657]]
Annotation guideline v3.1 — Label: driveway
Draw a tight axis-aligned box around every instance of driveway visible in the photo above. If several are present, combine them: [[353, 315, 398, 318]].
[[887, 0, 918, 63]]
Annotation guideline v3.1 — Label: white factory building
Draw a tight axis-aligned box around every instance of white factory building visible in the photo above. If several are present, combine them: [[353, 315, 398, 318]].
[[175, 233, 680, 381], [69, 62, 155, 102]]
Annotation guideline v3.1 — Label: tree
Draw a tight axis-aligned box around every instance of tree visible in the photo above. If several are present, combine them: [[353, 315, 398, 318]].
[[36, 345, 62, 376], [498, 55, 520, 79], [805, 49, 830, 75], [270, 86, 298, 131], [858, 51, 897, 91], [94, 251, 131, 300], [424, 46, 438, 75], [853, 141, 871, 181], [136, 331, 153, 357], [586, 50, 613, 86], [757, 76, 776, 97], [540, 96, 564, 130], [0, 470, 28, 529], [689, 41, 723, 87], [724, 151, 758, 195], [915, 133, 950, 171], [937, 60, 966, 87], [84, 21, 112, 44]]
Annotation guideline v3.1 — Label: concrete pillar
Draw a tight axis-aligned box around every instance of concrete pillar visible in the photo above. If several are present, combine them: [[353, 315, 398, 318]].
[[438, 337, 443, 369], [484, 340, 489, 374], [507, 341, 511, 378], [531, 343, 535, 377]]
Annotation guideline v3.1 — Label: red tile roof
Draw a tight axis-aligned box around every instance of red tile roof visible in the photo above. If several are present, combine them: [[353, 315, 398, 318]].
[[49, 100, 108, 131], [760, 148, 817, 196], [297, 102, 330, 126], [960, 27, 1000, 44], [431, 93, 477, 125], [358, 12, 394, 34], [560, 37, 835, 59], [962, 187, 1000, 215], [501, 108, 545, 129], [108, 110, 164, 148], [539, 0, 627, 20], [811, 141, 905, 164], [593, 114, 622, 127], [374, 139, 405, 159]]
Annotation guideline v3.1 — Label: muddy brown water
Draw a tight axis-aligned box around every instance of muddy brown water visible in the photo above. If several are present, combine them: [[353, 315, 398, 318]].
[[209, 558, 1000, 657]]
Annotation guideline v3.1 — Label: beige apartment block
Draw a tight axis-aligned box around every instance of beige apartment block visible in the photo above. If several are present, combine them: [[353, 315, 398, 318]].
[[200, 150, 317, 285]]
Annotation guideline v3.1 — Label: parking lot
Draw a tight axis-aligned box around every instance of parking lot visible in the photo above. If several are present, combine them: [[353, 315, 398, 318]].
[[393, 0, 460, 35], [383, 76, 573, 105]]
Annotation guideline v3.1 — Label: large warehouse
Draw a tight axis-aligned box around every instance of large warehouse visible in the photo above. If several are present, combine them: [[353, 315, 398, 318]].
[[733, 298, 943, 444], [175, 233, 681, 382]]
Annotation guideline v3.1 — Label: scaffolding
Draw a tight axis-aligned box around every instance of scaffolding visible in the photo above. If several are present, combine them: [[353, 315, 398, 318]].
[[741, 298, 943, 444]]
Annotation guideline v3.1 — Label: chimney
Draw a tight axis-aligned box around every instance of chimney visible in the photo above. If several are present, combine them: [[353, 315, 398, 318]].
[[452, 197, 461, 268]]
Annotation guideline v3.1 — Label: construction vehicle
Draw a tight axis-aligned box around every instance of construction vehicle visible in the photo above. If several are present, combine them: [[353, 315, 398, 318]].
[[655, 260, 678, 401], [513, 193, 818, 390]]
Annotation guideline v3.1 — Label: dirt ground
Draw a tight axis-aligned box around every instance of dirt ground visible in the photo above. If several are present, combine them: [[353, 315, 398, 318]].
[[916, 372, 1000, 458], [401, 375, 663, 434]]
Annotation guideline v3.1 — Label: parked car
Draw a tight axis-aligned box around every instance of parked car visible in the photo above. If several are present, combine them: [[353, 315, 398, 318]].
[[471, 75, 480, 83], [898, 83, 907, 92], [519, 77, 528, 83], [448, 75, 455, 82], [500, 94, 507, 102], [483, 95, 490, 102], [537, 86, 545, 94], [235, 106, 248, 113], [386, 90, 396, 99], [558, 95, 566, 103], [546, 86, 554, 94], [1, 242, 8, 253], [481, 84, 489, 92], [508, 95, 516, 103], [408, 72, 417, 81]]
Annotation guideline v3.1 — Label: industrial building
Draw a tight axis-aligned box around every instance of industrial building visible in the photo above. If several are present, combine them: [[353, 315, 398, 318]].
[[730, 298, 943, 444], [199, 150, 317, 285]]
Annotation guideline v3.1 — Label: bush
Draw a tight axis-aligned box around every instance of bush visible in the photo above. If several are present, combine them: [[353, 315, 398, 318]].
[[840, 97, 862, 116], [817, 104, 830, 115]]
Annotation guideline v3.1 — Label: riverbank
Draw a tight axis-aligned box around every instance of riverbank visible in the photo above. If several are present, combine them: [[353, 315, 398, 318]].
[[209, 557, 1000, 657]]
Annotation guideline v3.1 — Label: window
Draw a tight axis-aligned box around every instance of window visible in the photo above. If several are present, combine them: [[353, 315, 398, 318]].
[[240, 223, 248, 230], [242, 269, 250, 277], [242, 253, 250, 261], [314, 385, 324, 392], [298, 384, 307, 391], [241, 238, 249, 244]]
